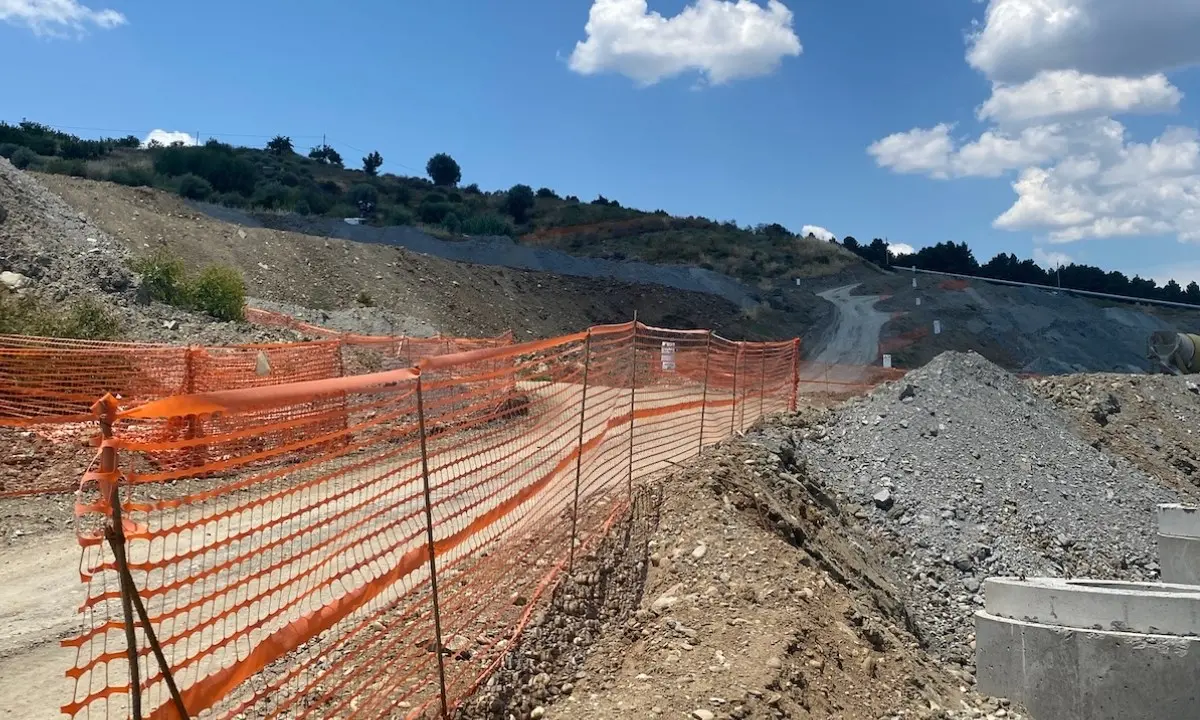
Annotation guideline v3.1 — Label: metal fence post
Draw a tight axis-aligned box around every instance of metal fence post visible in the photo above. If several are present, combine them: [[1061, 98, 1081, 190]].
[[730, 342, 740, 435], [415, 374, 450, 719], [96, 394, 190, 720], [697, 331, 712, 454], [790, 339, 800, 412], [569, 331, 592, 572], [759, 349, 767, 421], [627, 316, 638, 497]]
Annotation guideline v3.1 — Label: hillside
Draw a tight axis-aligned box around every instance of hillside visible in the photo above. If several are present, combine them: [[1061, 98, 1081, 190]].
[[35, 172, 822, 341], [0, 121, 862, 293]]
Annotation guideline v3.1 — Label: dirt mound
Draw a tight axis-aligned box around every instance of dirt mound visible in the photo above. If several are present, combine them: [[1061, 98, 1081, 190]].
[[37, 174, 794, 341], [1032, 373, 1200, 498], [461, 419, 1020, 719]]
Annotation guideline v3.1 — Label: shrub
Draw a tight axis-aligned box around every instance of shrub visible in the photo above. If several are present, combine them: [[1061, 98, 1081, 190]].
[[349, 183, 379, 214], [58, 298, 121, 340], [44, 158, 88, 177], [441, 211, 462, 233], [217, 192, 247, 208], [134, 252, 189, 305], [188, 265, 245, 321], [301, 189, 333, 215], [426, 153, 461, 186], [389, 185, 412, 205], [325, 202, 359, 218], [463, 183, 481, 195], [356, 290, 374, 307], [177, 173, 213, 200], [252, 181, 291, 209], [0, 143, 19, 159], [107, 165, 157, 187], [505, 184, 535, 223], [280, 171, 301, 187], [461, 213, 515, 236], [418, 200, 454, 224], [294, 197, 312, 215], [384, 206, 415, 226], [10, 147, 37, 169]]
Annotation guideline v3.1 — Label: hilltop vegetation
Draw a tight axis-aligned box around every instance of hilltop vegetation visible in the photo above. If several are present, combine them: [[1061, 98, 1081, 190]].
[[0, 120, 859, 288], [841, 237, 1200, 307]]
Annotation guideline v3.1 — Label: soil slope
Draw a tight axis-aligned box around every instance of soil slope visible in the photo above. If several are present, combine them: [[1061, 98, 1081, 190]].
[[37, 174, 806, 341]]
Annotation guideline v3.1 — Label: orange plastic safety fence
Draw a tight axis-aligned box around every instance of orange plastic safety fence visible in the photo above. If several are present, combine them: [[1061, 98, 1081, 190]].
[[61, 322, 897, 720]]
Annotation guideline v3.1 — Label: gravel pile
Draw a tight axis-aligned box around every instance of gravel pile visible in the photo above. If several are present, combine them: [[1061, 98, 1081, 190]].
[[0, 156, 134, 297], [795, 351, 1177, 669], [0, 158, 303, 345]]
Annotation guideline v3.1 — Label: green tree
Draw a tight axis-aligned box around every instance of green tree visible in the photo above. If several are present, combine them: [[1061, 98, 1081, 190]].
[[267, 135, 294, 154], [426, 153, 461, 187], [505, 184, 535, 223], [1186, 281, 1200, 304], [535, 187, 558, 199], [308, 144, 344, 167], [362, 150, 383, 176]]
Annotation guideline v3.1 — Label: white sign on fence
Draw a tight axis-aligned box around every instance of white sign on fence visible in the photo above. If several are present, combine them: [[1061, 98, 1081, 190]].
[[933, 320, 942, 335], [661, 341, 677, 372], [882, 354, 893, 368]]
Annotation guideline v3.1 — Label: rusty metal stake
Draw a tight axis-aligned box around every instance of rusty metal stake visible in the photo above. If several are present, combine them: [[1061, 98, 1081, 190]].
[[697, 332, 712, 455], [627, 314, 638, 498], [569, 331, 592, 572], [415, 374, 450, 719]]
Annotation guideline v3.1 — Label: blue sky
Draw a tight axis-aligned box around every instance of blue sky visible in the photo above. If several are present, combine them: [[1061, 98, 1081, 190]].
[[2, 0, 1198, 286]]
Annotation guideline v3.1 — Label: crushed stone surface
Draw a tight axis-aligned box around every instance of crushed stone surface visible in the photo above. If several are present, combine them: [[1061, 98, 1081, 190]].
[[794, 351, 1177, 670], [1032, 373, 1200, 500]]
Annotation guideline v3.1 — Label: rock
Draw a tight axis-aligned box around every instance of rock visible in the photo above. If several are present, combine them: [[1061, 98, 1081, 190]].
[[531, 707, 545, 719], [692, 543, 708, 560], [766, 656, 782, 669], [162, 319, 180, 331], [873, 488, 894, 510], [0, 271, 31, 290], [692, 710, 715, 720]]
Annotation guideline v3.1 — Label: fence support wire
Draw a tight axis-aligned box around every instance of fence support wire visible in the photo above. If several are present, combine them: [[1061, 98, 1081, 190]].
[[569, 331, 592, 572], [416, 373, 451, 719]]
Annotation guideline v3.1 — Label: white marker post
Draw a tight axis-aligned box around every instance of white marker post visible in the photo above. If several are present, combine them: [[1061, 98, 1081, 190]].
[[882, 354, 893, 368], [933, 320, 942, 335], [916, 297, 922, 306], [912, 278, 917, 288]]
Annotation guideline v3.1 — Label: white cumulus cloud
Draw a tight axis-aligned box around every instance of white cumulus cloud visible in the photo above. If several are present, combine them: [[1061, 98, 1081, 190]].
[[978, 70, 1182, 126], [1032, 247, 1074, 268], [869, 0, 1200, 245], [0, 0, 126, 36], [966, 0, 1200, 84], [142, 130, 199, 148], [801, 225, 834, 242], [568, 0, 802, 86], [890, 243, 916, 256]]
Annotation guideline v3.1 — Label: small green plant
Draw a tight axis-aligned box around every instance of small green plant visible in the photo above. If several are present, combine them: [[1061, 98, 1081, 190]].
[[10, 147, 38, 169], [356, 290, 375, 307], [134, 252, 189, 304], [384, 206, 415, 226], [177, 173, 213, 200], [461, 213, 515, 237], [188, 265, 246, 321], [0, 294, 120, 339], [58, 298, 121, 339]]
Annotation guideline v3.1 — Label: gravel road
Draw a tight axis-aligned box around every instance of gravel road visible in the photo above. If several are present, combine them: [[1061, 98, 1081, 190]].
[[811, 284, 890, 366]]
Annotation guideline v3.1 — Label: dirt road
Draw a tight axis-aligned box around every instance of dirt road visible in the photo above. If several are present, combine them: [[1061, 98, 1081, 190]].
[[811, 284, 889, 366]]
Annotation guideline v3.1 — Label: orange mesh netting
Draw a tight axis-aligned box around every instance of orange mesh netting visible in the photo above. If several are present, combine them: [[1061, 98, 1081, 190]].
[[60, 321, 903, 720], [0, 313, 513, 497]]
